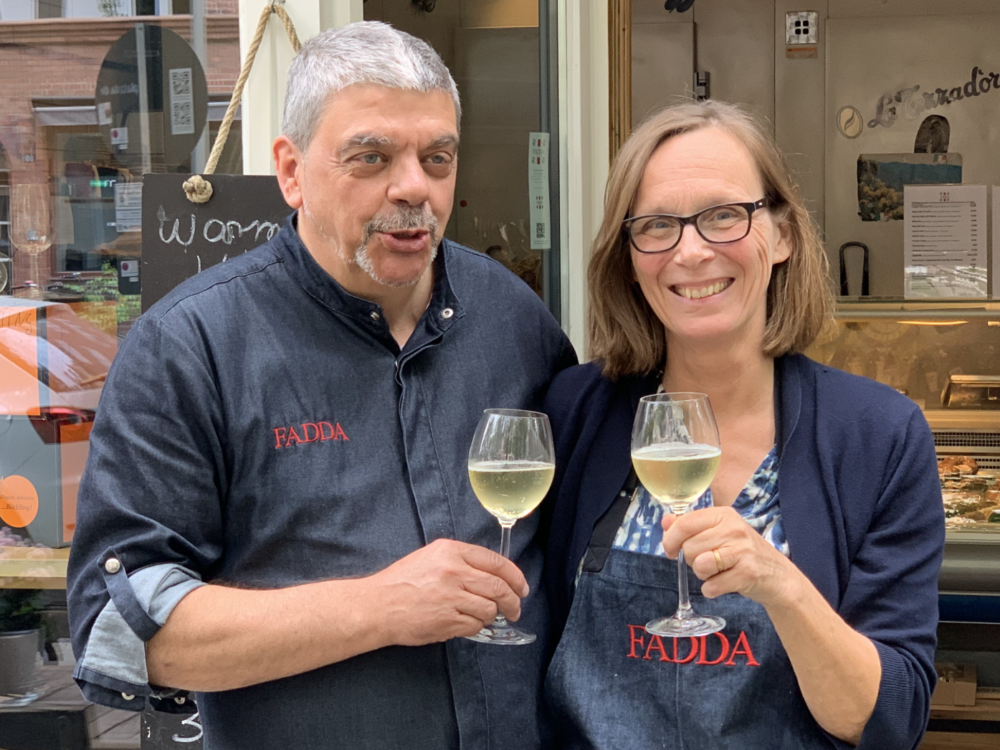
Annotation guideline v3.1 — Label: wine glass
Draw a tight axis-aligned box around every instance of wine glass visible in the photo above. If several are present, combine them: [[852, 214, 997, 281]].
[[631, 392, 725, 637], [466, 408, 555, 645], [10, 184, 52, 301]]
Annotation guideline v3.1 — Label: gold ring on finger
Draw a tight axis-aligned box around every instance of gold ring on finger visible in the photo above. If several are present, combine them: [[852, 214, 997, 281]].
[[712, 548, 726, 574]]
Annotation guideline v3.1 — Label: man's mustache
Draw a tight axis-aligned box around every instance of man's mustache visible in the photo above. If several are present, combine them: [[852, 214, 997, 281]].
[[364, 206, 439, 239]]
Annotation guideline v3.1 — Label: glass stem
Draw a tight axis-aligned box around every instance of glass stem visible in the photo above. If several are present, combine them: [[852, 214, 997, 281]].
[[676, 549, 693, 620], [499, 520, 514, 560], [493, 521, 516, 627], [29, 254, 42, 300]]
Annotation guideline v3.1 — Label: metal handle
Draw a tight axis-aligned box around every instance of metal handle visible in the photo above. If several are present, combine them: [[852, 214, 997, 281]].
[[839, 241, 870, 296]]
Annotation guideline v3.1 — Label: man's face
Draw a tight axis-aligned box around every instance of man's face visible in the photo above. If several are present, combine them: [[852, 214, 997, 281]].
[[289, 85, 459, 289]]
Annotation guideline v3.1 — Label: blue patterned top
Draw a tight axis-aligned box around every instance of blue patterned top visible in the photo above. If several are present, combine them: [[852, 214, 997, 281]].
[[612, 445, 788, 557]]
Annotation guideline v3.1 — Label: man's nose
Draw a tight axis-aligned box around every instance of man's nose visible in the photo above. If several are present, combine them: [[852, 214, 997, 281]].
[[672, 224, 715, 267], [387, 155, 431, 207]]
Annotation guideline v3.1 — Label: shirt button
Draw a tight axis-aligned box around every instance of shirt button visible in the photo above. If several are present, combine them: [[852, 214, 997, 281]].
[[104, 558, 121, 574], [440, 308, 454, 319], [370, 311, 381, 322], [121, 693, 135, 701]]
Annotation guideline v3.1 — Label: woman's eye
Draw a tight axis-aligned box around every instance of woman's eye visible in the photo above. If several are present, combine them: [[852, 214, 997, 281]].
[[647, 219, 675, 231]]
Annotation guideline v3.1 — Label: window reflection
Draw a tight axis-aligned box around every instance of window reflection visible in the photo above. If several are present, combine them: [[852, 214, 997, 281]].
[[0, 2, 237, 742]]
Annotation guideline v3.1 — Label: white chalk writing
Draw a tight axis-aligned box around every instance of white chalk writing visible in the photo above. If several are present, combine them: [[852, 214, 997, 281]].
[[155, 206, 280, 250]]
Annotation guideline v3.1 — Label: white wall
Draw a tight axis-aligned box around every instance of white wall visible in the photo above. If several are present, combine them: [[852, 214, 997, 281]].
[[237, 0, 361, 176]]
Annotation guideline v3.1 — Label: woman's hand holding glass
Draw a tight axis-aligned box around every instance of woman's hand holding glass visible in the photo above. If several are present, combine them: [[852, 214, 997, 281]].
[[631, 392, 725, 637], [661, 506, 801, 608]]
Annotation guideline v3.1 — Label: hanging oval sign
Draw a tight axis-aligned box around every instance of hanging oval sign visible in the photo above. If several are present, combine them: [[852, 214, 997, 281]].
[[95, 24, 208, 171]]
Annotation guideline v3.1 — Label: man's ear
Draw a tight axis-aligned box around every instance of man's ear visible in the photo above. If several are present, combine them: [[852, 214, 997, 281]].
[[273, 135, 304, 210]]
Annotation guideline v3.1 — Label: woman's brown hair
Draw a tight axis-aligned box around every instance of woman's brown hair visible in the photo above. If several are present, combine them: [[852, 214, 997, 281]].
[[588, 100, 832, 380]]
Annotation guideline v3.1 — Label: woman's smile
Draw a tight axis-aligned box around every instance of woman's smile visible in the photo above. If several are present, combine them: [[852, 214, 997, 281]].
[[670, 278, 734, 300]]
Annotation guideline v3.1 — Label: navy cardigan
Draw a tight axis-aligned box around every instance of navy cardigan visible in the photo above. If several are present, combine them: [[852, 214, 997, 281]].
[[540, 354, 944, 750]]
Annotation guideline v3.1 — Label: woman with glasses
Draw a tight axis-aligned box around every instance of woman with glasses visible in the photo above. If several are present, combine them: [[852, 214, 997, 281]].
[[540, 101, 943, 749]]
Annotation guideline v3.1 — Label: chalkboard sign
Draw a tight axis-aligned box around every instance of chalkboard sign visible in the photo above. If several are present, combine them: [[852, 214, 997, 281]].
[[141, 174, 292, 312], [141, 704, 204, 749]]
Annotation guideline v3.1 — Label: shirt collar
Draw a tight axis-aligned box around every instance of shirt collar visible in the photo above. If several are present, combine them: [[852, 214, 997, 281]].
[[274, 212, 465, 334]]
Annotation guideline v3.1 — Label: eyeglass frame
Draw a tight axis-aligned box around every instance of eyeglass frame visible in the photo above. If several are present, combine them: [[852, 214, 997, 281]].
[[621, 198, 769, 254]]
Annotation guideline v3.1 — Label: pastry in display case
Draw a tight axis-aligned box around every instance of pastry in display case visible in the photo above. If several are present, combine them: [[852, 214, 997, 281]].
[[939, 455, 1000, 528], [808, 300, 1000, 606]]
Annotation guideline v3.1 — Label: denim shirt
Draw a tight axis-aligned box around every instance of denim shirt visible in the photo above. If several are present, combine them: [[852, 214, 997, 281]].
[[66, 216, 576, 750]]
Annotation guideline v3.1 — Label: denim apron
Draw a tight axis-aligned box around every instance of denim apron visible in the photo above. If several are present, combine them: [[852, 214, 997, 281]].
[[544, 476, 833, 749]]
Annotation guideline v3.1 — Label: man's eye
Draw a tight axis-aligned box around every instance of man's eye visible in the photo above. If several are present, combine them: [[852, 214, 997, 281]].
[[426, 153, 452, 165], [361, 153, 383, 165]]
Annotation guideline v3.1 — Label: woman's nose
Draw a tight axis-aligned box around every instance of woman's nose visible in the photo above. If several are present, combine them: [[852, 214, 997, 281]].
[[672, 224, 715, 266]]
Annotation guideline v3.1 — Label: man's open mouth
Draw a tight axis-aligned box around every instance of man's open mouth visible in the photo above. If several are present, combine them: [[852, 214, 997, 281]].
[[376, 229, 432, 253]]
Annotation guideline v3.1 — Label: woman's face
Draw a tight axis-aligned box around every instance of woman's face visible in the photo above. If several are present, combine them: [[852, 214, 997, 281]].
[[630, 126, 791, 350]]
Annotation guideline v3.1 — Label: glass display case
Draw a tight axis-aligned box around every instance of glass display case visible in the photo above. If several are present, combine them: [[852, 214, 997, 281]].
[[808, 299, 1000, 607]]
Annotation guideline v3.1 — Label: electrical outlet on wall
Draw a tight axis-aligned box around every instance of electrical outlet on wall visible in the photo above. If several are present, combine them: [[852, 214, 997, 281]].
[[786, 11, 819, 45]]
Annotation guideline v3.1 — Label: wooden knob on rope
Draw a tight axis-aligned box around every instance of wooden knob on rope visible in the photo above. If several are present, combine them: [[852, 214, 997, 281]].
[[183, 175, 214, 204]]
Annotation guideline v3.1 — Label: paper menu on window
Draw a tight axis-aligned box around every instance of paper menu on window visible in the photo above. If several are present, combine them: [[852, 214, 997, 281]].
[[904, 184, 987, 297], [528, 132, 551, 251]]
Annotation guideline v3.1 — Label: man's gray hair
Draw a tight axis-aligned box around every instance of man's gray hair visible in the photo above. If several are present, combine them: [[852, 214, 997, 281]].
[[283, 21, 461, 151]]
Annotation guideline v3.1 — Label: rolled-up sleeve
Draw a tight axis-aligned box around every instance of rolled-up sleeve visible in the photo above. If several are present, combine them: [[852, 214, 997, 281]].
[[74, 563, 204, 712], [67, 310, 226, 712]]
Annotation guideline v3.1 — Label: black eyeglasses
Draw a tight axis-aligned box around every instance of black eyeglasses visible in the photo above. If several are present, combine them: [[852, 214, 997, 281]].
[[622, 199, 768, 254]]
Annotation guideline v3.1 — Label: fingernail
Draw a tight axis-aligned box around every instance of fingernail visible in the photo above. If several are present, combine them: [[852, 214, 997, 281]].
[[521, 584, 530, 598]]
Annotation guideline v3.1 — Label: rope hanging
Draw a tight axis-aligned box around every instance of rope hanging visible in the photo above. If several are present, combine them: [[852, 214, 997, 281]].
[[183, 2, 302, 204]]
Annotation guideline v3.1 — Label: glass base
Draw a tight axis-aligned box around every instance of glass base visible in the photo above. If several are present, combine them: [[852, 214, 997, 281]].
[[465, 620, 536, 646], [645, 614, 725, 638], [0, 691, 40, 708]]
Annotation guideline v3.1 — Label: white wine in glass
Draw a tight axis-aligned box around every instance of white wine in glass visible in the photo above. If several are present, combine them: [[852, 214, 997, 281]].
[[631, 444, 721, 515], [467, 409, 555, 645], [631, 392, 725, 637], [468, 461, 555, 522]]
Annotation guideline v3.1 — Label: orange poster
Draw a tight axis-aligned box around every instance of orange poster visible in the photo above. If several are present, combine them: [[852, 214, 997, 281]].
[[0, 475, 40, 528]]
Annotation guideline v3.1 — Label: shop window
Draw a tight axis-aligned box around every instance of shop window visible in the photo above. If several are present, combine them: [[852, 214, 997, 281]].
[[0, 1, 239, 742]]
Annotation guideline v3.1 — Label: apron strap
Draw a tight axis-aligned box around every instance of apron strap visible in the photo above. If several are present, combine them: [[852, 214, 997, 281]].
[[581, 468, 639, 574]]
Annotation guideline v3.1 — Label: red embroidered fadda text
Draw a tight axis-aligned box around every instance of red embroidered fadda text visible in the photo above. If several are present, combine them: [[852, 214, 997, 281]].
[[273, 421, 349, 449], [627, 624, 759, 666]]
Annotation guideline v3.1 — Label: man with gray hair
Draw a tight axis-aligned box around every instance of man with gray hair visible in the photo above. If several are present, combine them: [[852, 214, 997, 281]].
[[68, 21, 574, 749]]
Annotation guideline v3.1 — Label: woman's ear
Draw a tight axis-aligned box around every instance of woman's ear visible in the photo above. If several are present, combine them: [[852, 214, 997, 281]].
[[774, 219, 793, 264]]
